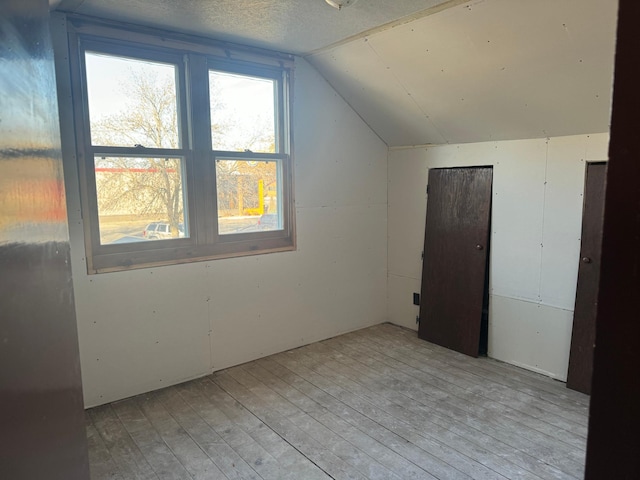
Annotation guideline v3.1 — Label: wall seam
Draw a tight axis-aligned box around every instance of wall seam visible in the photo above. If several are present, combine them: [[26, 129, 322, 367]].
[[537, 138, 550, 303], [386, 147, 390, 322]]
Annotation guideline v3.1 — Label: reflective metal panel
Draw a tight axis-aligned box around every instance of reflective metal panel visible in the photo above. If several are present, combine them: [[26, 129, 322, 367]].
[[0, 0, 89, 478]]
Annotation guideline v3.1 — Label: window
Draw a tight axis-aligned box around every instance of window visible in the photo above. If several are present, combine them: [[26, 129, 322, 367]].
[[66, 20, 294, 273]]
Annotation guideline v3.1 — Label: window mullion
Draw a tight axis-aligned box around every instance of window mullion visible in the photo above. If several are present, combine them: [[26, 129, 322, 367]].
[[186, 53, 217, 245]]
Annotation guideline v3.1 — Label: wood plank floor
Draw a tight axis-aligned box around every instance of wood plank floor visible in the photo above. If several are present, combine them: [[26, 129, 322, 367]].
[[86, 323, 590, 480]]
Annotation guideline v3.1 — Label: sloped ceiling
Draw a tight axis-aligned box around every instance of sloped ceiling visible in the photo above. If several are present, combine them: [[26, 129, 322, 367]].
[[308, 0, 618, 146], [54, 0, 618, 147]]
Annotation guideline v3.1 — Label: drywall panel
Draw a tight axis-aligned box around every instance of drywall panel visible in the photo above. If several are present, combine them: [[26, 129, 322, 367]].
[[58, 54, 388, 406], [539, 136, 589, 310], [489, 139, 547, 302], [308, 40, 447, 147], [388, 274, 421, 330], [417, 141, 498, 169], [309, 0, 617, 146], [387, 148, 428, 279], [71, 263, 211, 404], [210, 203, 387, 370], [293, 53, 388, 208], [585, 132, 611, 161], [489, 295, 574, 380]]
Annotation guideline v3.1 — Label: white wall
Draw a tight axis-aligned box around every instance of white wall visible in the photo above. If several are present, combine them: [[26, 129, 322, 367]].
[[388, 133, 609, 380], [59, 56, 388, 407]]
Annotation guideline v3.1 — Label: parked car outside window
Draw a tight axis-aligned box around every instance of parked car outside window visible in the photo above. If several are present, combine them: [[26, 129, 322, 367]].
[[143, 222, 185, 240]]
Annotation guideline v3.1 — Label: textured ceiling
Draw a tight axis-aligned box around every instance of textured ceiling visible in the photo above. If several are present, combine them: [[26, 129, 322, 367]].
[[309, 0, 618, 146], [54, 0, 454, 54]]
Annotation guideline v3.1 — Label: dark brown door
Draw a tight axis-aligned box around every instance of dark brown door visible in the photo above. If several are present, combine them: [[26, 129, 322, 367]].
[[418, 167, 493, 357], [567, 162, 607, 394]]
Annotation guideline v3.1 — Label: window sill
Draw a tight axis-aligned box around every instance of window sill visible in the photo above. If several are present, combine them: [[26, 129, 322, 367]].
[[88, 241, 296, 274]]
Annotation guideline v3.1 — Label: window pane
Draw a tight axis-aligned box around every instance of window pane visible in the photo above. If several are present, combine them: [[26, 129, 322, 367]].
[[95, 156, 188, 244], [216, 159, 281, 235], [210, 71, 276, 153], [85, 52, 180, 148]]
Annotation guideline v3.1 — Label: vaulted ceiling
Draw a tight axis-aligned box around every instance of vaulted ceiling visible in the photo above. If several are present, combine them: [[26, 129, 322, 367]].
[[53, 0, 619, 147], [307, 0, 618, 146]]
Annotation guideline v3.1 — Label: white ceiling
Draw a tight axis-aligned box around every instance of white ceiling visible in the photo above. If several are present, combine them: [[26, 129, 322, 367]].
[[54, 0, 454, 54], [54, 0, 619, 147], [308, 0, 619, 146]]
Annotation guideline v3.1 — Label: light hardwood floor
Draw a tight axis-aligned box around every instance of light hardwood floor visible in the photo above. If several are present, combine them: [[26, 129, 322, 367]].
[[86, 323, 589, 480]]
